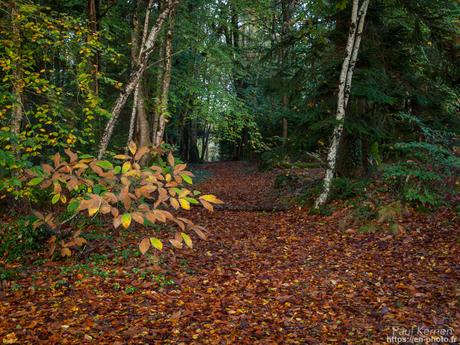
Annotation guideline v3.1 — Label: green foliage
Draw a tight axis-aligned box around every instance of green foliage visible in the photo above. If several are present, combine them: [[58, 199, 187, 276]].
[[382, 142, 460, 207], [330, 177, 369, 201], [0, 266, 19, 281], [0, 143, 33, 199], [0, 215, 50, 261]]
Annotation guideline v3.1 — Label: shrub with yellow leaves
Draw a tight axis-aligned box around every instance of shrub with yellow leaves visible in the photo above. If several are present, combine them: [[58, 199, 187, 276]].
[[26, 142, 223, 257]]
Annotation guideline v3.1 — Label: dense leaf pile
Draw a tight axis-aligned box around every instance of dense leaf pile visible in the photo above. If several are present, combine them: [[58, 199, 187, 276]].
[[1, 162, 459, 343]]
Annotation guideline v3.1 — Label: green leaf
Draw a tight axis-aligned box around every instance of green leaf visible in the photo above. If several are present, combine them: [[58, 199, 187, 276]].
[[186, 197, 199, 204], [150, 237, 163, 251], [181, 174, 193, 184], [113, 166, 121, 174], [79, 154, 93, 159], [67, 199, 80, 214], [95, 160, 113, 170], [29, 177, 43, 186], [51, 193, 61, 204]]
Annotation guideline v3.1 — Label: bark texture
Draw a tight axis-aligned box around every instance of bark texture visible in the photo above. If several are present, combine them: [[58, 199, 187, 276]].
[[98, 0, 178, 158], [126, 0, 153, 150], [315, 0, 370, 208], [152, 8, 175, 147]]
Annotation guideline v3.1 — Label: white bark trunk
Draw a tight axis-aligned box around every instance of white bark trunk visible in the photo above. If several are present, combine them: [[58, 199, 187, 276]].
[[153, 9, 175, 147], [315, 0, 369, 208], [126, 85, 139, 150], [98, 0, 178, 159]]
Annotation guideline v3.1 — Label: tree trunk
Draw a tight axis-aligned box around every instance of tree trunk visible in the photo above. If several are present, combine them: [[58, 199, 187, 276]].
[[87, 0, 100, 96], [153, 9, 176, 147], [315, 0, 370, 208], [98, 0, 178, 159], [282, 111, 288, 147], [280, 0, 294, 149], [201, 124, 210, 161], [10, 3, 23, 136], [126, 0, 153, 151]]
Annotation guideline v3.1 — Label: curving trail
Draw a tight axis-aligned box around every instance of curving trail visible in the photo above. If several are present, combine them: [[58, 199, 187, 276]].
[[1, 162, 459, 344]]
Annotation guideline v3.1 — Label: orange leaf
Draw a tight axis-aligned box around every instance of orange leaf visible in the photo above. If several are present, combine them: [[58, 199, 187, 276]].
[[167, 152, 175, 167], [200, 199, 214, 212], [134, 146, 150, 161], [61, 247, 71, 257], [139, 237, 150, 255]]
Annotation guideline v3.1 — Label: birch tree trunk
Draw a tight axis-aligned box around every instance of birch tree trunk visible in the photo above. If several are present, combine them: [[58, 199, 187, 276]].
[[98, 0, 178, 159], [11, 3, 23, 136], [153, 9, 175, 147], [126, 0, 153, 150], [315, 0, 370, 208]]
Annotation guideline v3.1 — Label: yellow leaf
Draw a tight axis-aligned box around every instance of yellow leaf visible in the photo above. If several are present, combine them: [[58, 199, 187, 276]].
[[200, 194, 224, 204], [88, 207, 99, 216], [61, 247, 71, 257], [179, 198, 190, 210], [181, 232, 193, 248], [121, 213, 132, 229], [122, 161, 131, 173], [128, 141, 137, 155], [150, 237, 163, 251]]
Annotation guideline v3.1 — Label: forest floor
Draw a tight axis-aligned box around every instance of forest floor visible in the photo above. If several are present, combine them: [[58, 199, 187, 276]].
[[1, 161, 459, 344]]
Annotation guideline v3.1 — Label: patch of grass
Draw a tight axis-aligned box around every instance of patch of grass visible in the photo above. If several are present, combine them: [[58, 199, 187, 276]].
[[0, 215, 50, 262], [87, 253, 109, 265], [125, 285, 136, 294], [309, 205, 333, 216], [10, 282, 23, 292], [358, 223, 381, 233], [0, 266, 19, 281], [353, 204, 377, 222], [154, 273, 175, 288]]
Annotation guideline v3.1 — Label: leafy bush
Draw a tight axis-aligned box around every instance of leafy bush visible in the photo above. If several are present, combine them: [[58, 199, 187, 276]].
[[259, 149, 290, 170], [0, 215, 50, 261], [274, 173, 299, 189], [24, 142, 222, 258], [382, 142, 460, 206], [330, 177, 369, 200], [0, 133, 34, 200]]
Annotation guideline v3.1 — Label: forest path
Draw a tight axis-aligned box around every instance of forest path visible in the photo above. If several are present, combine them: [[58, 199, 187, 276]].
[[1, 162, 459, 344]]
